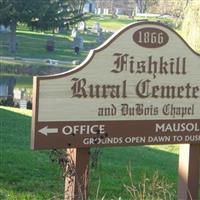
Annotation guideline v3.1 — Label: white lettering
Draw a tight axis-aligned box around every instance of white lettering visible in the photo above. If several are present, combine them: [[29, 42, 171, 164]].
[[83, 137, 123, 145], [155, 122, 200, 133], [62, 124, 105, 135], [148, 136, 170, 143], [62, 126, 73, 135], [185, 135, 200, 142], [155, 123, 165, 132], [124, 136, 146, 144]]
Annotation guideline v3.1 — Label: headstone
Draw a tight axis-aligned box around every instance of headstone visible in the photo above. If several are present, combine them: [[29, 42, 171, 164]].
[[72, 60, 81, 65], [93, 22, 101, 33], [103, 8, 109, 15], [20, 100, 27, 109], [72, 35, 84, 54], [96, 28, 104, 44], [14, 88, 22, 100], [95, 8, 101, 15], [71, 28, 78, 38], [78, 22, 86, 31], [46, 59, 58, 65]]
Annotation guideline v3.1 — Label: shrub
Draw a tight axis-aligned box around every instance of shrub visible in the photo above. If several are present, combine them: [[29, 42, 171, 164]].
[[124, 165, 176, 200]]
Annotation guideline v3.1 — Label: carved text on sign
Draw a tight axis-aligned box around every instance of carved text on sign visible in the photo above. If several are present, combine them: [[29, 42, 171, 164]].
[[70, 53, 199, 99], [133, 27, 169, 48]]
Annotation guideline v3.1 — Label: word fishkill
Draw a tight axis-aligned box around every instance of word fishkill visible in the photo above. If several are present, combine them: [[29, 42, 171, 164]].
[[70, 53, 200, 99]]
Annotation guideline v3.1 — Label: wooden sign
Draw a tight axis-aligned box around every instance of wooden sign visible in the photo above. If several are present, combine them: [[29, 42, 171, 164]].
[[32, 22, 200, 149]]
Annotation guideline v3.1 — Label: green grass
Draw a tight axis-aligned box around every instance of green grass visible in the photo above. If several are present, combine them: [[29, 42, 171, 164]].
[[0, 15, 176, 65], [86, 15, 175, 31], [89, 146, 178, 199], [0, 107, 64, 200], [15, 76, 33, 89], [87, 15, 135, 31], [0, 31, 93, 62], [0, 106, 180, 199], [0, 57, 74, 68], [0, 15, 183, 199], [0, 25, 104, 64]]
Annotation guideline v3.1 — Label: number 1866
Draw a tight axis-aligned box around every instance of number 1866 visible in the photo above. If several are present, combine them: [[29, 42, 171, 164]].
[[138, 31, 164, 44]]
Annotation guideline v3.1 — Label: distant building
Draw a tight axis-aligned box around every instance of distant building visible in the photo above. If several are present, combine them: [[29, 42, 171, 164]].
[[94, 0, 135, 16], [83, 1, 96, 13], [83, 0, 135, 16]]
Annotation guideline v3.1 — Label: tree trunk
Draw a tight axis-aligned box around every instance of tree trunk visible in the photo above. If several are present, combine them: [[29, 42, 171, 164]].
[[136, 0, 145, 13], [182, 1, 200, 52], [9, 20, 17, 54]]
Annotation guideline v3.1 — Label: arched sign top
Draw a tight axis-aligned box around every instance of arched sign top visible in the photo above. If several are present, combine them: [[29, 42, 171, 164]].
[[38, 22, 200, 80], [32, 22, 200, 149]]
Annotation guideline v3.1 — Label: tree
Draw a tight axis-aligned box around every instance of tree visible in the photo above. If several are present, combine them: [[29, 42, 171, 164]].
[[0, 0, 88, 53], [29, 0, 89, 32], [182, 1, 200, 52], [67, 0, 88, 26], [1, 0, 23, 53], [155, 0, 189, 17], [135, 0, 158, 13], [28, 0, 67, 32], [68, 0, 86, 15], [0, 0, 48, 53]]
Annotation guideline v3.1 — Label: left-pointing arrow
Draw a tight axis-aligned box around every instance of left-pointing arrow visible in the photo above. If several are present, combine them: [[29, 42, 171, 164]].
[[38, 126, 58, 136]]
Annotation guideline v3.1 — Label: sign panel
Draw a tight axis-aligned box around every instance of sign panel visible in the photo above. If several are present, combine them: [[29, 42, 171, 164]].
[[32, 22, 200, 149]]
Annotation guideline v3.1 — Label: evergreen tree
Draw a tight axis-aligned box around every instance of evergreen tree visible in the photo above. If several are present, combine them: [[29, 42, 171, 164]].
[[0, 0, 87, 53], [1, 0, 27, 53]]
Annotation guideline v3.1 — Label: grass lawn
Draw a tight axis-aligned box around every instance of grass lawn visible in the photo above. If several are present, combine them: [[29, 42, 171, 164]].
[[0, 15, 192, 199], [0, 30, 96, 63], [0, 106, 180, 199], [86, 15, 175, 31], [0, 15, 175, 64], [15, 76, 33, 89], [0, 107, 64, 200], [89, 146, 178, 199]]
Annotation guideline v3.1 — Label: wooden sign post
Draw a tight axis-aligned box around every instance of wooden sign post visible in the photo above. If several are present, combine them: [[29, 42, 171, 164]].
[[64, 148, 89, 200], [178, 144, 200, 199], [31, 22, 200, 199]]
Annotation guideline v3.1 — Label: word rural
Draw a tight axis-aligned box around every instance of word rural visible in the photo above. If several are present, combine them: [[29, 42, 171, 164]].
[[71, 54, 199, 99]]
